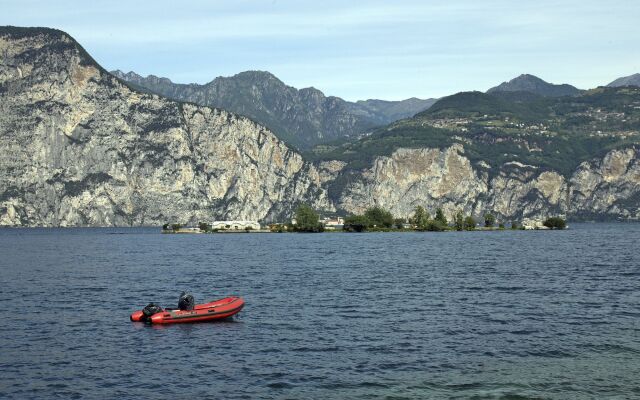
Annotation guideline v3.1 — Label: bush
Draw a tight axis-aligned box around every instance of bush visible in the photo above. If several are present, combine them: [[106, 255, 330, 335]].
[[484, 213, 495, 227], [510, 221, 519, 230], [162, 223, 170, 230], [543, 217, 566, 229], [344, 215, 370, 232], [434, 208, 447, 225], [464, 216, 476, 230], [198, 222, 211, 232], [498, 223, 505, 230], [426, 220, 447, 231], [171, 223, 182, 231], [453, 211, 464, 231], [294, 204, 324, 232], [364, 206, 394, 228]]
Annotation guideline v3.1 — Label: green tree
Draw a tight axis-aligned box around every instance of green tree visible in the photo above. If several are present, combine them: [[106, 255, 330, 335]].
[[484, 213, 495, 228], [294, 204, 323, 232], [162, 223, 170, 231], [344, 215, 370, 232], [510, 221, 519, 230], [434, 208, 447, 226], [543, 217, 566, 229], [498, 223, 505, 230], [453, 210, 464, 231], [464, 216, 476, 230], [171, 223, 182, 231], [198, 222, 211, 232], [412, 206, 430, 230], [364, 206, 394, 229]]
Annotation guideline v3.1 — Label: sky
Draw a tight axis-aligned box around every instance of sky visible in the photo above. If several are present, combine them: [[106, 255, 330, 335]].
[[2, 0, 640, 101]]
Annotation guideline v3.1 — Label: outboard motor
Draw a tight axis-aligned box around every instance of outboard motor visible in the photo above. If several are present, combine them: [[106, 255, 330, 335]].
[[141, 303, 163, 322], [178, 292, 195, 311]]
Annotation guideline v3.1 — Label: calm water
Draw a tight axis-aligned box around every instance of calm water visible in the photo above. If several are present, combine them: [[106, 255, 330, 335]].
[[0, 224, 639, 399]]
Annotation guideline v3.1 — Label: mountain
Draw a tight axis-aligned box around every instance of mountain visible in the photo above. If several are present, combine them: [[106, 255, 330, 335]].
[[1, 26, 639, 227], [110, 70, 436, 149], [487, 74, 582, 97], [311, 89, 640, 220], [607, 73, 640, 87], [0, 26, 332, 226]]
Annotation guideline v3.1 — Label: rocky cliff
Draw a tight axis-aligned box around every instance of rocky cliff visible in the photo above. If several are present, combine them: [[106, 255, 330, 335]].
[[1, 27, 639, 227], [335, 145, 640, 221], [0, 27, 331, 226], [111, 70, 436, 149]]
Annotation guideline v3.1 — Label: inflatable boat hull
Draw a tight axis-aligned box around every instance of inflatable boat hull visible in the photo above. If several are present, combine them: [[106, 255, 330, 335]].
[[130, 296, 244, 324]]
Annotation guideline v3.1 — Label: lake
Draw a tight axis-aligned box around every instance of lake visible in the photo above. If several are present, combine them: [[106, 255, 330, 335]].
[[0, 224, 639, 399]]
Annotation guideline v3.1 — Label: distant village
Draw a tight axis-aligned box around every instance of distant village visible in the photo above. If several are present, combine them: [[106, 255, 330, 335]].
[[161, 214, 563, 234], [162, 217, 346, 234]]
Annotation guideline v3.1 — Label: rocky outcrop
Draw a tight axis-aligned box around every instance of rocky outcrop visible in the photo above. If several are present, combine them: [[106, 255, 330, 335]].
[[1, 27, 638, 226], [0, 27, 331, 226], [334, 145, 640, 221], [110, 70, 436, 149]]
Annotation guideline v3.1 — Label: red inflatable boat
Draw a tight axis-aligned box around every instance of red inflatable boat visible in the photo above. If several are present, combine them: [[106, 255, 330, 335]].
[[130, 296, 244, 324]]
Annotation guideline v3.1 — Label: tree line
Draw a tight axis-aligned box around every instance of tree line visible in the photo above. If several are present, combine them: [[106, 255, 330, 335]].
[[292, 204, 565, 232]]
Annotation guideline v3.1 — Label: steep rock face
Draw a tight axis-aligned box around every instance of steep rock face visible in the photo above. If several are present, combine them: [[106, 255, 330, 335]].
[[334, 145, 640, 221], [0, 27, 331, 226], [336, 145, 487, 218], [1, 27, 639, 227], [569, 148, 640, 219], [111, 70, 435, 149]]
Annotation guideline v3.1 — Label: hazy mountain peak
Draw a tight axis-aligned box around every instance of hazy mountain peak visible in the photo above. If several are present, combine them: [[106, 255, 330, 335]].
[[487, 74, 582, 97], [607, 73, 640, 87]]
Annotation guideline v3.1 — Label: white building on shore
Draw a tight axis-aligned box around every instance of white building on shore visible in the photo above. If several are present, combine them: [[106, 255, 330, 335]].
[[211, 220, 261, 231]]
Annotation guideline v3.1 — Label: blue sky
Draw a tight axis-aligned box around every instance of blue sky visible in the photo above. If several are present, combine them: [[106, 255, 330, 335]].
[[3, 0, 640, 100]]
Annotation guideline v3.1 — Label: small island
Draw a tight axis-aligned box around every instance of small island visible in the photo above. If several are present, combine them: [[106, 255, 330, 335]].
[[161, 204, 567, 234]]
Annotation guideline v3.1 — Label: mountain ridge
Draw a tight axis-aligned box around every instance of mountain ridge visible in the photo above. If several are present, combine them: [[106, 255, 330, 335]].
[[1, 26, 639, 226], [487, 73, 583, 97], [607, 73, 640, 88], [111, 69, 437, 149]]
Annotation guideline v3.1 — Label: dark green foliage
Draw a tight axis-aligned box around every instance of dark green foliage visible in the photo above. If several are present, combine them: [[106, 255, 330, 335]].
[[464, 216, 476, 230], [484, 213, 495, 227], [453, 211, 464, 231], [510, 221, 519, 230], [425, 220, 448, 231], [198, 222, 211, 232], [543, 217, 567, 229], [421, 91, 551, 122], [171, 223, 182, 231], [294, 204, 324, 232], [343, 215, 370, 232], [411, 206, 430, 230], [498, 223, 505, 230], [364, 206, 394, 228], [434, 208, 448, 225], [162, 223, 170, 230]]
